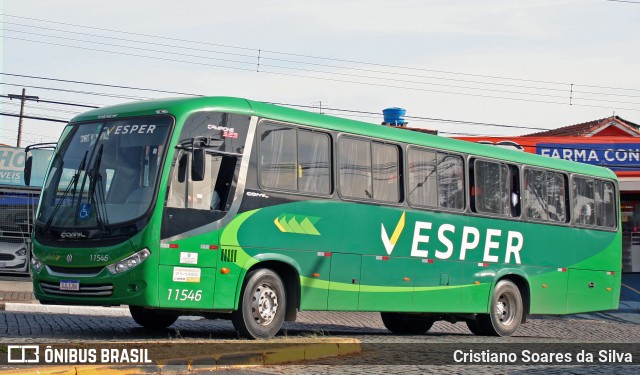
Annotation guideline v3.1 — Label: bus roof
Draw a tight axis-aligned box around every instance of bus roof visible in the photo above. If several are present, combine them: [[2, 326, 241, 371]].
[[71, 96, 617, 180]]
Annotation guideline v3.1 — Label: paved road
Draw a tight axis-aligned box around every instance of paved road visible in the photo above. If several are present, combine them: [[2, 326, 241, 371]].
[[0, 275, 639, 373], [0, 310, 638, 374]]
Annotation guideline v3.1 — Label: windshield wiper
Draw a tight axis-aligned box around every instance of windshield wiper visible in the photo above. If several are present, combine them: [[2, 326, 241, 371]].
[[88, 144, 109, 232], [44, 150, 88, 234]]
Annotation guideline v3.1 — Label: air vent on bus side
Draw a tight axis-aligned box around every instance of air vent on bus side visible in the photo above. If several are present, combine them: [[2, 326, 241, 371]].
[[220, 248, 237, 263]]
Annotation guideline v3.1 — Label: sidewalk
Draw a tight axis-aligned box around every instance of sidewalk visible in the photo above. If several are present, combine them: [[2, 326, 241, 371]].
[[0, 278, 130, 316], [0, 278, 34, 303]]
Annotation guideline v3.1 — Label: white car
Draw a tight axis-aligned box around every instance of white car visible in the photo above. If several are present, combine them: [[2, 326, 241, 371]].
[[0, 239, 29, 273]]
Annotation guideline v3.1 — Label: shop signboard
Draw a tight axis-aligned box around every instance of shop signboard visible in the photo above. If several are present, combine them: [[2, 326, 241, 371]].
[[0, 145, 52, 187]]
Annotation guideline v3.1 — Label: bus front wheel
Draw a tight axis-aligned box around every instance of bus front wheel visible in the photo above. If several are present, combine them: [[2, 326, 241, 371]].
[[232, 268, 286, 339], [471, 280, 523, 336], [129, 306, 179, 330], [380, 312, 434, 335]]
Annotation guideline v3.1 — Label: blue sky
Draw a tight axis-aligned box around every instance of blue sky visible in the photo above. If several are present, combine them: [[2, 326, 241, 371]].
[[2, 0, 640, 146]]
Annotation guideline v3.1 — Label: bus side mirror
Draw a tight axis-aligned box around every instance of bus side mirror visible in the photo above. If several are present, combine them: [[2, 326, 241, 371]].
[[23, 156, 33, 186], [191, 149, 206, 182]]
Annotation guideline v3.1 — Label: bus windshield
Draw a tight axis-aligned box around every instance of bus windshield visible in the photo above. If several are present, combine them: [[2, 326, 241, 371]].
[[37, 116, 172, 232]]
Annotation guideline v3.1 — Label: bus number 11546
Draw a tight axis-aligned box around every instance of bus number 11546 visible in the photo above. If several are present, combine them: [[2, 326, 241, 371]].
[[167, 289, 202, 302]]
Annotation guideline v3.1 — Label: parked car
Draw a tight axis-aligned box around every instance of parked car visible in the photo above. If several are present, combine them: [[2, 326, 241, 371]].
[[0, 239, 29, 273]]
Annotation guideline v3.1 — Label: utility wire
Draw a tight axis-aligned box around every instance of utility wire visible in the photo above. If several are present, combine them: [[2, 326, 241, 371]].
[[5, 32, 565, 100], [0, 73, 619, 133], [4, 75, 539, 133], [0, 125, 62, 139], [0, 81, 150, 100], [8, 23, 633, 98], [0, 112, 68, 123], [0, 99, 82, 115], [0, 73, 201, 98], [3, 17, 640, 112], [268, 101, 549, 131], [8, 35, 640, 112], [4, 28, 640, 102], [8, 69, 640, 138], [0, 13, 632, 92]]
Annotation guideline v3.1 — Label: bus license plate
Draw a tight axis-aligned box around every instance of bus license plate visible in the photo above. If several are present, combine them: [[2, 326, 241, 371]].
[[60, 280, 80, 291]]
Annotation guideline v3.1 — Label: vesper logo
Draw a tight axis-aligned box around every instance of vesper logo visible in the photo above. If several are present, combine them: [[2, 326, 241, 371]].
[[381, 212, 406, 255], [380, 212, 525, 264]]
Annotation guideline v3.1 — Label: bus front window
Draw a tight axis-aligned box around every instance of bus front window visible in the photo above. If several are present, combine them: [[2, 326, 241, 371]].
[[37, 116, 172, 235]]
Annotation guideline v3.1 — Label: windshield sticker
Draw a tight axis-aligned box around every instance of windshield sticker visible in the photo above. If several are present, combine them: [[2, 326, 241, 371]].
[[80, 130, 110, 144], [78, 203, 91, 221], [112, 124, 156, 135], [207, 124, 238, 139], [173, 267, 201, 283]]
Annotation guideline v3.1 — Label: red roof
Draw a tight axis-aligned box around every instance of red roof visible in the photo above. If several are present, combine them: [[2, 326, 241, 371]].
[[525, 116, 640, 137]]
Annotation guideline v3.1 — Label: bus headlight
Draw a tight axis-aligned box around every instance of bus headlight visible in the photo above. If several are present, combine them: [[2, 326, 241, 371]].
[[31, 254, 44, 272], [107, 248, 151, 275]]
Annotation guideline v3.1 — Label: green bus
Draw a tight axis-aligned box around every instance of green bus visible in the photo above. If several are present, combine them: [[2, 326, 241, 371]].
[[26, 97, 621, 339]]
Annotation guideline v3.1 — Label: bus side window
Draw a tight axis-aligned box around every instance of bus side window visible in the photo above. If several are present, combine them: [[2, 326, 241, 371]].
[[167, 152, 187, 208], [437, 154, 464, 210], [524, 168, 547, 221], [547, 172, 567, 223], [573, 177, 595, 226], [408, 148, 463, 210], [470, 160, 520, 217], [213, 155, 238, 211], [338, 137, 372, 200], [595, 180, 617, 228], [509, 165, 521, 217]]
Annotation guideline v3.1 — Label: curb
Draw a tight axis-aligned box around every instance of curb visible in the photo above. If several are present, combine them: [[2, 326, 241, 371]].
[[0, 302, 130, 317], [0, 338, 362, 374]]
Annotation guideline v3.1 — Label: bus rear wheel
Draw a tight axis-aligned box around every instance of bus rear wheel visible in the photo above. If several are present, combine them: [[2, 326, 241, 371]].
[[232, 268, 286, 339], [380, 312, 434, 335], [129, 306, 179, 330], [466, 318, 491, 335], [470, 280, 523, 336]]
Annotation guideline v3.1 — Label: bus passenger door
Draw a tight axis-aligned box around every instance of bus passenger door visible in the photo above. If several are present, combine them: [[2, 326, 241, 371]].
[[159, 151, 236, 310], [359, 255, 414, 311], [327, 253, 361, 311]]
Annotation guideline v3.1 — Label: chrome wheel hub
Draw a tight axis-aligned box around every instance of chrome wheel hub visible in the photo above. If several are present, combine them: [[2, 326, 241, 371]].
[[251, 284, 278, 325], [496, 295, 514, 325]]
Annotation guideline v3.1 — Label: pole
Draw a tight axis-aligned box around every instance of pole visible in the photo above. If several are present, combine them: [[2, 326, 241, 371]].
[[8, 88, 39, 147]]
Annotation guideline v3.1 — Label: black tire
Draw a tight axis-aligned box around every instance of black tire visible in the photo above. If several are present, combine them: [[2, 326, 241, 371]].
[[129, 306, 179, 330], [466, 317, 491, 335], [232, 269, 286, 339], [380, 312, 434, 335], [475, 280, 523, 336]]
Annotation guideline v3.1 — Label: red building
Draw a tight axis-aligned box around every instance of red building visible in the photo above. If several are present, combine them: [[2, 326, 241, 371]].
[[456, 116, 640, 272]]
